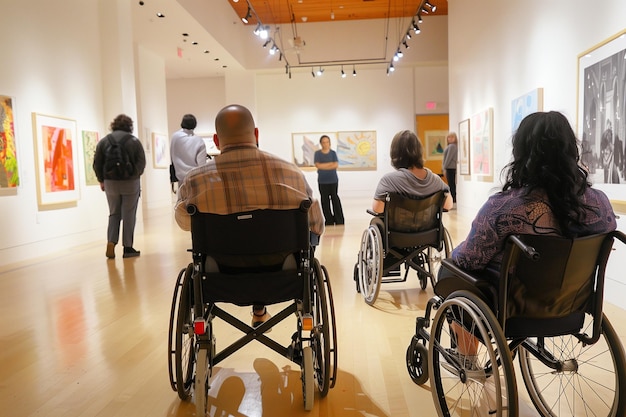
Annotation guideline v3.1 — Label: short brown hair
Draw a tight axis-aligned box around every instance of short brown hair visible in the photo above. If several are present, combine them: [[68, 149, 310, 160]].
[[390, 130, 423, 169]]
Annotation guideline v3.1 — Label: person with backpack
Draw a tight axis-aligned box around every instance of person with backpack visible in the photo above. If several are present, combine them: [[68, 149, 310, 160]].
[[93, 114, 146, 259]]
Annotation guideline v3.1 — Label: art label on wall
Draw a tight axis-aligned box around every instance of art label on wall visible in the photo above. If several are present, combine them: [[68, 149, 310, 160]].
[[511, 88, 543, 132], [1, 95, 19, 195], [152, 132, 169, 169], [32, 113, 79, 206], [291, 132, 332, 170], [458, 118, 470, 175], [578, 29, 626, 186], [470, 108, 493, 181], [424, 130, 448, 161], [81, 130, 99, 186], [337, 130, 377, 171]]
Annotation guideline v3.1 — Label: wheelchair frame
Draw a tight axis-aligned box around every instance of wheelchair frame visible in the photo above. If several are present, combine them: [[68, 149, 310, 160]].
[[406, 231, 626, 417], [167, 202, 337, 415], [355, 191, 453, 305]]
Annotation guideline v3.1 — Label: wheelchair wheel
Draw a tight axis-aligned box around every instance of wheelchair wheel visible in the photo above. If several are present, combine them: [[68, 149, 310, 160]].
[[312, 260, 338, 396], [358, 225, 383, 305], [168, 264, 195, 401], [429, 291, 518, 417], [424, 227, 453, 288], [406, 335, 429, 385], [519, 313, 626, 417], [195, 340, 211, 417], [302, 346, 315, 411]]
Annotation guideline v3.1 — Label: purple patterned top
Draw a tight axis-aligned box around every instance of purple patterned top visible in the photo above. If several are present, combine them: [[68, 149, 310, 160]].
[[452, 187, 616, 271]]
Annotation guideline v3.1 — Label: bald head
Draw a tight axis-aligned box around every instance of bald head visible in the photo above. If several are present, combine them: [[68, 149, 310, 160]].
[[214, 104, 257, 149]]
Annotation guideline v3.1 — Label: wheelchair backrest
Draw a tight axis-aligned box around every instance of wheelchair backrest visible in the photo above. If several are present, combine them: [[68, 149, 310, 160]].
[[188, 201, 310, 262], [500, 232, 614, 339], [385, 191, 445, 233]]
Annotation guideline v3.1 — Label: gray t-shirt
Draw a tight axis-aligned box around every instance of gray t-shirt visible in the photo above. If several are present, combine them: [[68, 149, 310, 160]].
[[374, 168, 449, 201]]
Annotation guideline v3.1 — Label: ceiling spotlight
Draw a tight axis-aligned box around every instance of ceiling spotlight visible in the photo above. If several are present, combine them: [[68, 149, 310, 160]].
[[262, 39, 271, 48], [421, 7, 429, 14], [353, 65, 357, 76], [341, 66, 346, 78], [241, 7, 251, 24], [413, 22, 421, 34], [269, 44, 278, 55], [278, 51, 283, 61], [397, 48, 403, 58], [312, 68, 316, 78], [156, 12, 165, 18], [259, 26, 269, 39], [403, 40, 409, 49], [253, 23, 262, 36], [316, 67, 324, 76], [417, 14, 423, 23], [389, 62, 395, 72], [425, 1, 436, 12], [406, 31, 412, 40]]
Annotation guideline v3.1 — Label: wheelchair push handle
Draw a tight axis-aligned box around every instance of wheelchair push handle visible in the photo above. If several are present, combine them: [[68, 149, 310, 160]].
[[510, 235, 540, 260]]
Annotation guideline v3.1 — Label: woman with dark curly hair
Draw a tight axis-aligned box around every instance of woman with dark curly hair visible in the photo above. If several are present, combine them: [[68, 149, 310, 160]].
[[93, 114, 146, 259], [435, 111, 616, 360], [371, 130, 452, 213]]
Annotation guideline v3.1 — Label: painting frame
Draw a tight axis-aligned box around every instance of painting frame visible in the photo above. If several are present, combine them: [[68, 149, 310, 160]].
[[337, 130, 377, 171], [291, 132, 332, 170], [511, 88, 543, 132], [81, 130, 100, 186], [577, 29, 626, 188], [424, 130, 448, 161], [470, 108, 494, 182], [198, 132, 219, 156], [458, 118, 470, 175], [151, 132, 169, 169], [1, 94, 19, 195], [32, 112, 79, 207]]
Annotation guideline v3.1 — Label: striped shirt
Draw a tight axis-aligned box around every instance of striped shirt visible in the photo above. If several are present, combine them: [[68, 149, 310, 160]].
[[175, 143, 324, 236]]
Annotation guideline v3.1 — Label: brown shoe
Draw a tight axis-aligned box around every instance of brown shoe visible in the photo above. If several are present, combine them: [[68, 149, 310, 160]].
[[106, 242, 115, 259]]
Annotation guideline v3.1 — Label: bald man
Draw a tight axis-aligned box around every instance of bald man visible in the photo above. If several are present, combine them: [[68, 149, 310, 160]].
[[174, 104, 324, 327]]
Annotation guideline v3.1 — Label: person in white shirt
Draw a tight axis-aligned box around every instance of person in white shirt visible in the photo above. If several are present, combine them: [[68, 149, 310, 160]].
[[170, 114, 207, 182]]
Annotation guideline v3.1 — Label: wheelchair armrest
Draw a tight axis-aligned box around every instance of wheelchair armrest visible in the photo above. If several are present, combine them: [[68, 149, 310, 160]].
[[441, 258, 492, 287], [366, 209, 382, 217]]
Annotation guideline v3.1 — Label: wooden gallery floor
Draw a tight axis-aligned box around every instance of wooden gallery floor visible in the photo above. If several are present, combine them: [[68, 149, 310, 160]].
[[1, 197, 625, 417]]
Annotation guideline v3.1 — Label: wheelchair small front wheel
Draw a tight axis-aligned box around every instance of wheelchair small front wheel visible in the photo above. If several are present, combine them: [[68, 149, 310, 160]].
[[301, 346, 315, 411], [406, 336, 429, 385]]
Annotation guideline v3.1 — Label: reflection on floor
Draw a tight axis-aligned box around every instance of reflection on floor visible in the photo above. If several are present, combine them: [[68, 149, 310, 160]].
[[1, 197, 624, 416]]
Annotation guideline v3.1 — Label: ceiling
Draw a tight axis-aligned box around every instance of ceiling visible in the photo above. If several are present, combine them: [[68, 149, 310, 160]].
[[131, 0, 448, 79]]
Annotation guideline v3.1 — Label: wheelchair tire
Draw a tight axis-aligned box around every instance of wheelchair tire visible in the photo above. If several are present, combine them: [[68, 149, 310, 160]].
[[302, 346, 315, 411], [311, 259, 331, 397], [406, 336, 429, 385], [195, 343, 210, 417], [173, 264, 195, 401], [358, 225, 383, 305], [429, 291, 518, 417], [519, 313, 626, 417]]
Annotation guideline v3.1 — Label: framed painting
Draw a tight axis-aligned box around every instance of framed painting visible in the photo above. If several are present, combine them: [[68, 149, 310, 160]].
[[337, 130, 377, 171], [81, 130, 99, 186], [458, 118, 470, 175], [511, 88, 543, 132], [470, 108, 494, 181], [424, 130, 447, 160], [1, 95, 19, 195], [291, 132, 330, 170], [577, 29, 626, 186], [151, 132, 169, 169], [32, 113, 79, 206], [198, 133, 219, 156]]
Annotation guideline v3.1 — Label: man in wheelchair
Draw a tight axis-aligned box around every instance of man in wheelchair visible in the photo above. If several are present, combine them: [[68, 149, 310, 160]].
[[174, 104, 325, 327]]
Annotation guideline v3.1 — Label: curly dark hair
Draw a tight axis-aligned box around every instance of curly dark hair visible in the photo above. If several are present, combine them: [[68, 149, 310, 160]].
[[502, 111, 592, 234], [110, 114, 134, 133], [390, 130, 424, 169]]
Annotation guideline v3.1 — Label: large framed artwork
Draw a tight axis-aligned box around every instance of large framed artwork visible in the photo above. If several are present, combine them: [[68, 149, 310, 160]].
[[198, 133, 219, 156], [577, 29, 626, 187], [32, 113, 79, 206], [458, 118, 470, 175], [1, 95, 19, 195], [470, 108, 494, 181], [291, 132, 330, 170], [337, 130, 377, 171], [151, 132, 169, 169], [512, 88, 543, 132], [424, 130, 448, 160], [81, 130, 99, 186]]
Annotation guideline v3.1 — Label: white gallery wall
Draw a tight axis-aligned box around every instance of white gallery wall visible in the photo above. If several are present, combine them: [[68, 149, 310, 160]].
[[447, 0, 626, 306]]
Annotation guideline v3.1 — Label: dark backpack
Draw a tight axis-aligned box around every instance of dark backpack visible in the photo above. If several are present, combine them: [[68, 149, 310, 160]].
[[104, 134, 134, 180]]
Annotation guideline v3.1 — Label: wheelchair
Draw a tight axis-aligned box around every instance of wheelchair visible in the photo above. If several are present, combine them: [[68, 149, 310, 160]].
[[167, 200, 338, 415], [354, 191, 453, 305], [406, 231, 626, 417]]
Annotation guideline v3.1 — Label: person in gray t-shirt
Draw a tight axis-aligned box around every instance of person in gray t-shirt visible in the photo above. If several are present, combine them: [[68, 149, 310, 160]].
[[372, 130, 452, 214]]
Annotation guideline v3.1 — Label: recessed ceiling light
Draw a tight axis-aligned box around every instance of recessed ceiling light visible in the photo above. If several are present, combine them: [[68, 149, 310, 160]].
[[182, 33, 189, 37], [203, 50, 210, 54], [156, 12, 165, 18], [214, 58, 219, 61], [192, 41, 198, 45]]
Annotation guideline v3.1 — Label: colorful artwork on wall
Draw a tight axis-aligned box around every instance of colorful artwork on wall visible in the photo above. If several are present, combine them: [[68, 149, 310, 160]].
[[81, 130, 99, 186], [152, 132, 169, 168], [0, 95, 19, 195], [458, 118, 470, 175], [470, 108, 493, 181], [424, 130, 448, 161], [32, 113, 79, 206], [291, 132, 329, 169], [511, 88, 543, 132], [337, 130, 377, 171]]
